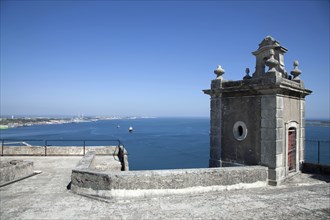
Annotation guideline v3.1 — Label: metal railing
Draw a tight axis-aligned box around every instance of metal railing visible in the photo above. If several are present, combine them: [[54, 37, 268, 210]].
[[0, 139, 124, 157], [2, 138, 328, 166], [305, 139, 330, 165]]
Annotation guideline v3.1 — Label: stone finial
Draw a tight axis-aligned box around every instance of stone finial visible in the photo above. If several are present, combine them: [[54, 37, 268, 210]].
[[290, 60, 302, 80], [243, 68, 252, 80], [214, 65, 225, 80], [252, 36, 288, 78], [265, 49, 278, 74]]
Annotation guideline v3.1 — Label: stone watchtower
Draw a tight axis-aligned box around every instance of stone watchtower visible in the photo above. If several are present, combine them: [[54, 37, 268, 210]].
[[203, 36, 312, 185]]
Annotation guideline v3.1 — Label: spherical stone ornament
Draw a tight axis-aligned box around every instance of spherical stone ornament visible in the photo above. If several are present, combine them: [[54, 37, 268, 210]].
[[293, 60, 299, 67], [290, 60, 302, 80], [214, 65, 225, 79]]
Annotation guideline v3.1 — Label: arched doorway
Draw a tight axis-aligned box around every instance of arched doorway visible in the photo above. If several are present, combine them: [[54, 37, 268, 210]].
[[288, 127, 297, 172]]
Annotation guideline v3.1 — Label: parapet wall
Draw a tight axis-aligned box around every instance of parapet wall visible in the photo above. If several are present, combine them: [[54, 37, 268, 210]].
[[71, 162, 268, 199], [1, 145, 129, 171], [1, 145, 121, 156]]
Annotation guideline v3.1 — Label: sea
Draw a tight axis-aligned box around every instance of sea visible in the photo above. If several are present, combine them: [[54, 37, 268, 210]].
[[0, 117, 329, 169]]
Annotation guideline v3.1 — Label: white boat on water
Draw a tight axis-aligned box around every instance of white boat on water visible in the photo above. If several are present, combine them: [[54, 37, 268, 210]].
[[128, 126, 133, 132]]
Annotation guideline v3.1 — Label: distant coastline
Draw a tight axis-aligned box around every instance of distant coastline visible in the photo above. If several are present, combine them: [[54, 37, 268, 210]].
[[0, 117, 328, 130], [305, 119, 330, 127], [0, 116, 155, 129]]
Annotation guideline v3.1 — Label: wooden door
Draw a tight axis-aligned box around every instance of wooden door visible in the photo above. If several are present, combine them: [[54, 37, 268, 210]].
[[288, 128, 296, 172]]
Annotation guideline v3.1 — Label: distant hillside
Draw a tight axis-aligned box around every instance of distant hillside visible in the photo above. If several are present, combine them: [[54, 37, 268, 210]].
[[306, 119, 330, 127]]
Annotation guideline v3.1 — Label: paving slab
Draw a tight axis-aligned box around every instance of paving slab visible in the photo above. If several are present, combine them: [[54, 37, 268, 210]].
[[0, 156, 329, 220]]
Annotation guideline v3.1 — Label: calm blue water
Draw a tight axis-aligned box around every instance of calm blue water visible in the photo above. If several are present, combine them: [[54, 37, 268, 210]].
[[305, 125, 330, 164], [0, 118, 329, 169]]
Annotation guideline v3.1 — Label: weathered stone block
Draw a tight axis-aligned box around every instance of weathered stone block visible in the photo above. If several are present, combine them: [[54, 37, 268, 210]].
[[261, 128, 276, 140], [276, 128, 284, 141], [300, 100, 305, 110], [276, 96, 284, 109], [261, 108, 276, 118], [0, 160, 34, 185], [276, 109, 284, 118], [210, 148, 221, 160], [209, 159, 222, 167], [261, 95, 276, 110], [276, 154, 284, 168], [300, 128, 305, 139], [261, 118, 276, 128], [268, 167, 286, 185], [261, 140, 276, 168], [276, 118, 284, 128], [75, 151, 95, 170], [275, 140, 283, 154], [211, 79, 223, 89], [260, 128, 283, 142]]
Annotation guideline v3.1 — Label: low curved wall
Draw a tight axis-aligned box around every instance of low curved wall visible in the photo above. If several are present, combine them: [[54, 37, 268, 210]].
[[71, 165, 268, 199]]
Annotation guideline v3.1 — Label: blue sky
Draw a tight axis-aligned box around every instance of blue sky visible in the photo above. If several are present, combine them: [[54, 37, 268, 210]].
[[1, 0, 329, 118]]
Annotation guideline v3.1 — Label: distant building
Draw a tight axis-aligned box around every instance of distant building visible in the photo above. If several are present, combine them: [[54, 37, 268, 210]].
[[203, 36, 312, 185]]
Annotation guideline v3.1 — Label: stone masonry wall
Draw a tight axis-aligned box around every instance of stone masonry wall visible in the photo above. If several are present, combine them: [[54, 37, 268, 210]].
[[71, 166, 268, 198], [221, 95, 261, 165], [1, 146, 118, 156], [209, 79, 222, 167], [260, 95, 286, 184]]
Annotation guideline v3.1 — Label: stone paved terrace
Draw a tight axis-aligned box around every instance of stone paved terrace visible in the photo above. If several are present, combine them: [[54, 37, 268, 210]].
[[0, 156, 329, 220]]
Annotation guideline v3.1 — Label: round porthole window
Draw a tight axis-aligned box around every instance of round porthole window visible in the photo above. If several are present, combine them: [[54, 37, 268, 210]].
[[233, 121, 247, 141]]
